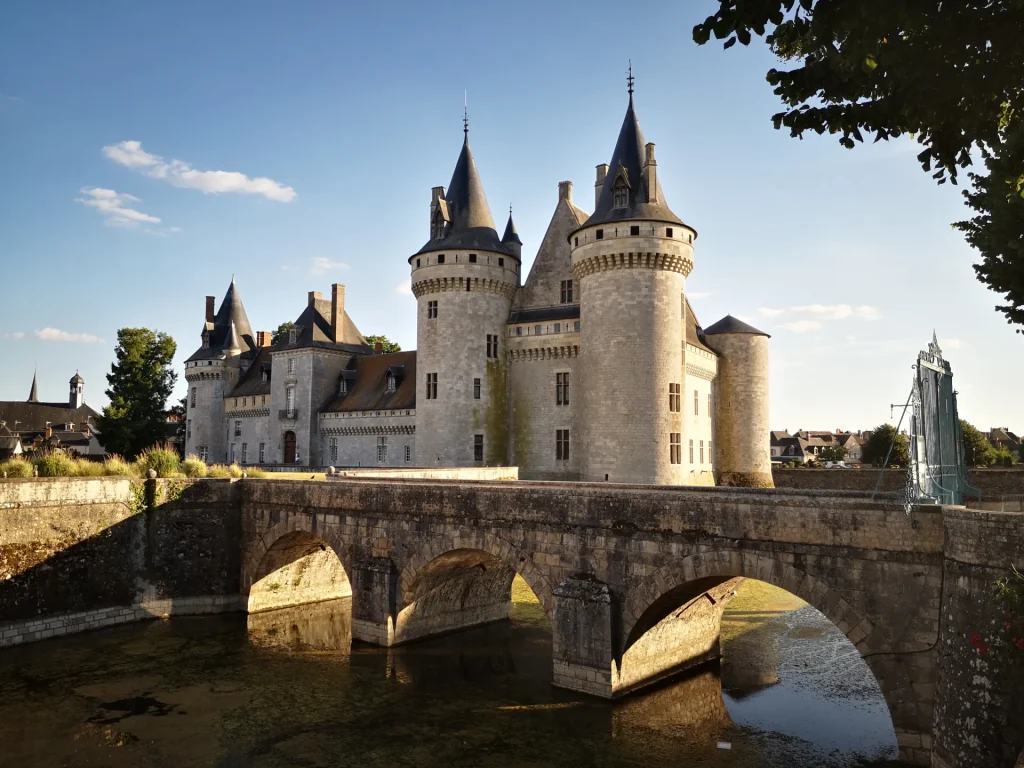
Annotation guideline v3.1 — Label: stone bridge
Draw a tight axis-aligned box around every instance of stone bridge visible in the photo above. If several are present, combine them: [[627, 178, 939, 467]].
[[1, 475, 1021, 768], [237, 478, 1020, 767]]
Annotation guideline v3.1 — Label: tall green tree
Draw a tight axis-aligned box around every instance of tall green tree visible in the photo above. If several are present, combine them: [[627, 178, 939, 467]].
[[364, 334, 401, 353], [97, 328, 177, 459], [960, 420, 996, 467], [270, 321, 294, 346], [820, 444, 847, 462], [861, 424, 910, 468], [693, 1, 1024, 330]]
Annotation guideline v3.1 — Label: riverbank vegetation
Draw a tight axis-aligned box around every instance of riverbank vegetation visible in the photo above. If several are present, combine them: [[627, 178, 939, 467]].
[[0, 444, 266, 480]]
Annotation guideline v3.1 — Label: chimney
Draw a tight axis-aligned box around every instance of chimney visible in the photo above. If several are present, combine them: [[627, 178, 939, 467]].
[[643, 143, 657, 203], [45, 423, 52, 439], [256, 331, 271, 347], [374, 342, 383, 355], [308, 290, 322, 307], [558, 181, 573, 203], [205, 296, 215, 323], [331, 284, 345, 343], [79, 421, 89, 434], [595, 164, 609, 207]]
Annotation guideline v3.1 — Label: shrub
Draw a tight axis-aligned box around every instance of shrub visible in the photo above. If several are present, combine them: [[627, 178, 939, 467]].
[[207, 464, 231, 478], [182, 455, 207, 478], [245, 467, 268, 478], [0, 457, 34, 478], [33, 450, 79, 477], [74, 458, 107, 477], [135, 444, 181, 478], [226, 463, 243, 478], [103, 454, 138, 476]]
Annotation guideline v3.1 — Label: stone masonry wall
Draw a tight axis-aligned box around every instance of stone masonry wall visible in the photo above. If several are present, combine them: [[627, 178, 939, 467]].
[[772, 467, 1024, 498]]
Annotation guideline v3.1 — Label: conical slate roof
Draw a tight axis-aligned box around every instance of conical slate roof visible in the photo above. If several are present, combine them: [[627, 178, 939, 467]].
[[185, 278, 256, 362], [580, 93, 684, 230], [703, 315, 770, 337], [27, 371, 39, 403], [501, 210, 522, 245], [416, 131, 516, 257]]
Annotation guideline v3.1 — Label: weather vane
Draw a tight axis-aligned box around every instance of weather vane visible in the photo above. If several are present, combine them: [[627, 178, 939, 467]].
[[463, 90, 469, 136], [627, 60, 634, 97]]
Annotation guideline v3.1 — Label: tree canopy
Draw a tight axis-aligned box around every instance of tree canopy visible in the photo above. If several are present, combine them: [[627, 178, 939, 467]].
[[96, 328, 177, 459], [860, 423, 910, 467], [271, 322, 294, 346], [693, 1, 1024, 330], [960, 420, 995, 467], [820, 444, 846, 462], [364, 334, 401, 353]]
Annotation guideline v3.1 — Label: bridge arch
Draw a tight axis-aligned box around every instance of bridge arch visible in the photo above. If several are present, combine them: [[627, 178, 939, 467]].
[[243, 516, 353, 613]]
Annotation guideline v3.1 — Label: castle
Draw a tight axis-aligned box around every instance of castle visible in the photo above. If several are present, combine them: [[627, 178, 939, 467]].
[[184, 85, 773, 486]]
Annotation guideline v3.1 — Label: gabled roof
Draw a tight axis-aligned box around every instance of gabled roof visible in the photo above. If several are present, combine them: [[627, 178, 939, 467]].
[[186, 278, 257, 362], [321, 351, 417, 413], [0, 401, 100, 433], [684, 296, 716, 355], [415, 131, 516, 257], [515, 189, 589, 310], [277, 297, 368, 352], [703, 315, 770, 337], [579, 92, 684, 230], [226, 347, 273, 398]]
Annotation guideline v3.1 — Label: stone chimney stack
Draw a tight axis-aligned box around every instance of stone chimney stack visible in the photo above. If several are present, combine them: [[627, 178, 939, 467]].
[[558, 181, 573, 203], [205, 296, 216, 323], [374, 342, 383, 355], [331, 284, 345, 343], [256, 331, 271, 347], [595, 164, 609, 207], [643, 143, 657, 203], [308, 290, 322, 307]]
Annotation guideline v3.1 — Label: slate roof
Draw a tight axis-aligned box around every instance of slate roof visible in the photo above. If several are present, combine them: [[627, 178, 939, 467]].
[[501, 212, 522, 246], [186, 279, 257, 363], [514, 188, 589, 310], [227, 347, 273, 398], [684, 296, 716, 355], [276, 297, 369, 352], [508, 305, 581, 324], [321, 351, 417, 413], [0, 401, 100, 433], [578, 93, 685, 231], [27, 372, 39, 402], [415, 132, 516, 257], [703, 315, 770, 338]]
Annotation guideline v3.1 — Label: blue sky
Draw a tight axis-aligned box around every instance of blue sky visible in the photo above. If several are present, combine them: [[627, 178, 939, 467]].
[[1, 1, 1019, 432]]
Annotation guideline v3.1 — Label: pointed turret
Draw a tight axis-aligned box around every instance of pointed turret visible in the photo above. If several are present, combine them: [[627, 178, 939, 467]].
[[415, 124, 515, 257], [186, 278, 255, 362], [501, 206, 522, 259], [27, 370, 38, 403], [224, 320, 243, 355]]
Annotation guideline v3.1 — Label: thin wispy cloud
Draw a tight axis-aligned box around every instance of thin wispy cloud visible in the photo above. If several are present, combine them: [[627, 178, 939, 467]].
[[780, 320, 822, 334], [76, 186, 162, 228], [3, 332, 25, 340], [760, 304, 881, 321], [395, 279, 413, 296], [103, 140, 296, 202], [310, 257, 348, 276], [35, 328, 103, 343]]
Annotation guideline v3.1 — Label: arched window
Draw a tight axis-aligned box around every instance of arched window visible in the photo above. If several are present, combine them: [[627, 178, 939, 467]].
[[613, 179, 629, 208]]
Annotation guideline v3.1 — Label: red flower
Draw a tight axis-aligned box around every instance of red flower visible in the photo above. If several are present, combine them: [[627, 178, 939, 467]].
[[1014, 637, 1024, 652], [970, 631, 989, 655]]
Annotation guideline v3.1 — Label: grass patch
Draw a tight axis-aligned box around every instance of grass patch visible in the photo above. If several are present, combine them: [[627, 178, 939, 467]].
[[0, 456, 34, 477], [103, 455, 139, 477], [134, 444, 180, 478], [182, 455, 207, 478]]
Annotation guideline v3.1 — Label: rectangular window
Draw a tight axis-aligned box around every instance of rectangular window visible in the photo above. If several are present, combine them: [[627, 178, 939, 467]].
[[689, 438, 694, 464], [556, 429, 570, 461], [670, 433, 682, 464], [404, 445, 411, 463], [286, 387, 295, 412], [437, 254, 445, 264], [708, 393, 712, 416], [259, 443, 265, 463], [190, 387, 196, 408], [473, 378, 481, 399], [234, 420, 242, 437], [700, 440, 704, 464], [288, 358, 295, 374], [377, 436, 387, 463], [474, 434, 484, 462], [199, 445, 208, 462], [242, 443, 248, 464], [560, 280, 574, 303], [469, 253, 477, 263], [534, 325, 541, 335], [262, 395, 266, 406], [666, 227, 674, 237], [574, 320, 580, 332], [329, 437, 338, 463], [694, 390, 699, 415], [574, 236, 579, 247], [556, 372, 569, 405], [427, 300, 438, 319], [555, 323, 561, 333], [630, 225, 640, 236], [186, 419, 192, 439], [486, 334, 498, 359], [669, 383, 681, 412], [596, 229, 604, 240], [426, 373, 437, 399], [416, 258, 421, 268], [709, 441, 713, 463], [498, 257, 504, 267], [230, 443, 236, 463], [516, 327, 522, 336]]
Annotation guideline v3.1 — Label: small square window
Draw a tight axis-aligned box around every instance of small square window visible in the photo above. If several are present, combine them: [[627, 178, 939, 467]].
[[469, 253, 477, 263], [535, 325, 541, 335], [666, 227, 674, 238], [574, 320, 580, 332], [596, 229, 604, 240], [554, 323, 561, 333], [630, 225, 640, 236], [516, 327, 522, 336], [498, 257, 505, 267], [437, 254, 445, 264]]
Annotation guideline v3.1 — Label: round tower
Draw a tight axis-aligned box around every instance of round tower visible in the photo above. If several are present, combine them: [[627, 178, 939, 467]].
[[410, 123, 520, 466], [571, 87, 696, 485], [702, 316, 773, 487]]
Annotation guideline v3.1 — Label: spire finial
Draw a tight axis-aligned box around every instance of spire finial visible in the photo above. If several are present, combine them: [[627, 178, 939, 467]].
[[463, 90, 469, 137], [627, 60, 634, 99]]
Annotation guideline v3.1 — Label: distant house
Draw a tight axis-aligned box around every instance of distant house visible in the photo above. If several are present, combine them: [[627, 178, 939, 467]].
[[770, 429, 864, 465], [0, 371, 105, 457], [989, 427, 1022, 459], [0, 423, 23, 461]]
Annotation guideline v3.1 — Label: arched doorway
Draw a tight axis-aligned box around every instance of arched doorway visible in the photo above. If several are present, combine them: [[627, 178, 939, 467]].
[[283, 431, 296, 464]]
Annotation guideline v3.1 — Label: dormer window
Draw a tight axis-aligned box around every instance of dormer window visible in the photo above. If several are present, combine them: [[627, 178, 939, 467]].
[[288, 327, 297, 344], [613, 179, 629, 208], [339, 379, 347, 395], [201, 329, 210, 349], [386, 372, 396, 392], [261, 370, 268, 383]]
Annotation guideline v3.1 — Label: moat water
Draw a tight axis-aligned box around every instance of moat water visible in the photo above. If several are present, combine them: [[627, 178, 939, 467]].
[[0, 580, 902, 767]]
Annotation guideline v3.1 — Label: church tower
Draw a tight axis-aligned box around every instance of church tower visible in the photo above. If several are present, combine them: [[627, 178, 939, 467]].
[[410, 118, 521, 466], [69, 372, 84, 409], [570, 77, 697, 484]]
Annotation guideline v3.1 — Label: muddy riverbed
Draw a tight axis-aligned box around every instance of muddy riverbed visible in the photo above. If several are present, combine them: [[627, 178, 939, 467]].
[[0, 579, 902, 767]]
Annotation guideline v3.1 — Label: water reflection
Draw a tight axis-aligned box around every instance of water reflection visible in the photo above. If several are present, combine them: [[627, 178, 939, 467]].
[[0, 582, 901, 768]]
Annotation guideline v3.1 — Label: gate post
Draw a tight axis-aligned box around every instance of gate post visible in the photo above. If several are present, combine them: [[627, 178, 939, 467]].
[[350, 556, 397, 646], [551, 577, 615, 698]]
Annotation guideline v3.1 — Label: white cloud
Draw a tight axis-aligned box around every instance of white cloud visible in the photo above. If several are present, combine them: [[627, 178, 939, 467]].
[[4, 332, 25, 339], [103, 140, 296, 202], [939, 338, 963, 350], [34, 328, 103, 343], [761, 304, 881, 321], [758, 307, 786, 318], [780, 320, 822, 334], [76, 186, 162, 228], [310, 257, 348, 276], [395, 279, 413, 296]]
